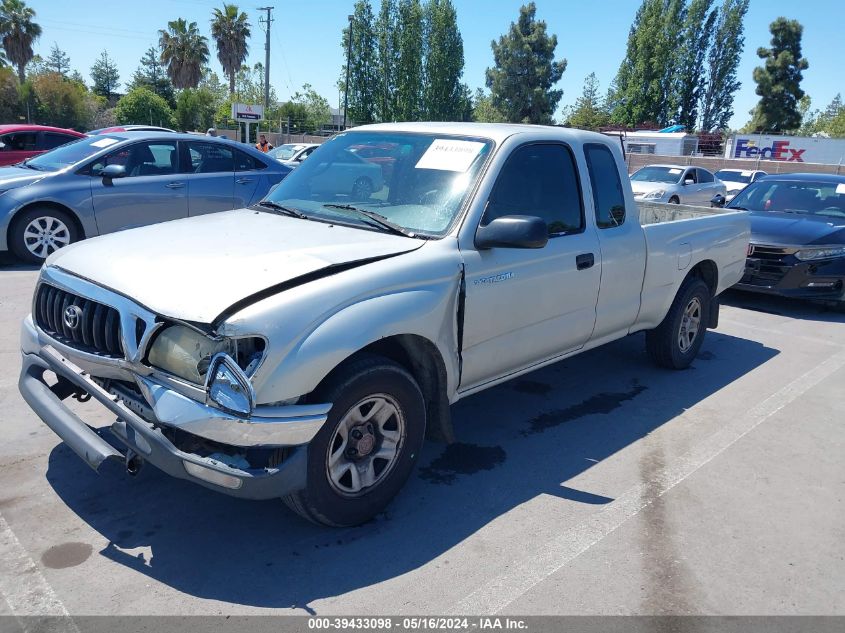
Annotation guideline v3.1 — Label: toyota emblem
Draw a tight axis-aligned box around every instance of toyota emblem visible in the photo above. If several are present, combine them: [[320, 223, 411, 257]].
[[63, 305, 82, 330]]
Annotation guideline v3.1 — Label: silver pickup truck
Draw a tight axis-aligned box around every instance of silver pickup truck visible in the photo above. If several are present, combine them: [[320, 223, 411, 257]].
[[19, 123, 749, 527]]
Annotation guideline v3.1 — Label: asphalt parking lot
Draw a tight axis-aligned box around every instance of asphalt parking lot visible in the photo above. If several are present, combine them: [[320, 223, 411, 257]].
[[0, 252, 843, 617]]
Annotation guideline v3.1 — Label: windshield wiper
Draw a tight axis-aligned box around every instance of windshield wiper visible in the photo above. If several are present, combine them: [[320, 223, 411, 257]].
[[257, 200, 309, 219], [323, 204, 418, 238]]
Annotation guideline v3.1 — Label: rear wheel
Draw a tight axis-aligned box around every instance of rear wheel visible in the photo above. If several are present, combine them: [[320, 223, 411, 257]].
[[351, 177, 374, 200], [646, 277, 710, 369], [284, 355, 426, 527], [10, 207, 79, 264]]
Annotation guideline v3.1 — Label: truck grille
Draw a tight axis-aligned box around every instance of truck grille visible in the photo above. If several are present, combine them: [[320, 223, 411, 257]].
[[35, 283, 124, 357], [742, 245, 796, 287]]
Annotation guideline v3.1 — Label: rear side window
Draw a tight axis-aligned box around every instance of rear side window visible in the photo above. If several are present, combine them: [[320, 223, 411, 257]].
[[584, 144, 626, 228], [187, 142, 234, 173], [234, 149, 267, 171], [0, 131, 37, 151], [697, 169, 714, 183], [483, 143, 584, 236], [40, 133, 78, 151]]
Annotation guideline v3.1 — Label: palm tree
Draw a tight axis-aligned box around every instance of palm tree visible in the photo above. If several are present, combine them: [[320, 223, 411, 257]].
[[158, 18, 209, 89], [210, 4, 250, 95], [0, 0, 42, 83]]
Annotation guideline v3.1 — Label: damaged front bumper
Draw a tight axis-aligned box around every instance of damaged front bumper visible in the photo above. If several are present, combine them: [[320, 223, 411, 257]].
[[19, 316, 331, 499]]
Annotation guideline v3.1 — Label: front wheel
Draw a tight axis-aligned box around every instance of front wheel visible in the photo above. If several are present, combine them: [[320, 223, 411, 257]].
[[284, 355, 426, 527], [10, 207, 79, 264], [668, 196, 680, 204], [646, 277, 710, 369]]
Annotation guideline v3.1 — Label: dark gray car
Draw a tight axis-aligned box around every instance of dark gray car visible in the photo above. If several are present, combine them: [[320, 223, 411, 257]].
[[0, 131, 292, 262]]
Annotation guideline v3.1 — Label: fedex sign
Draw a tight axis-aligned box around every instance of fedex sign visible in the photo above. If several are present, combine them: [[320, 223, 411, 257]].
[[733, 138, 805, 161]]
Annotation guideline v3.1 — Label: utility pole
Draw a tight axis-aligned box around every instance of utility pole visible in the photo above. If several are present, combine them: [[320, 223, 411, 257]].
[[343, 14, 353, 130], [258, 6, 274, 115]]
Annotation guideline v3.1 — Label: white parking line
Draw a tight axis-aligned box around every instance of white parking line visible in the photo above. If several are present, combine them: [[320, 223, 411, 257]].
[[450, 349, 845, 615], [0, 512, 78, 630]]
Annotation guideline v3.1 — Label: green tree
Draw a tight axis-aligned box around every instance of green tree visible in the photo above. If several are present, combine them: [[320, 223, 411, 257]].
[[30, 72, 90, 129], [422, 0, 467, 121], [486, 3, 567, 124], [291, 83, 331, 133], [611, 0, 684, 127], [471, 87, 506, 123], [210, 3, 250, 95], [395, 0, 424, 121], [90, 50, 120, 100], [159, 18, 210, 89], [671, 0, 716, 129], [129, 46, 176, 107], [0, 0, 40, 83], [747, 17, 809, 133], [45, 42, 70, 77], [114, 86, 175, 127], [175, 87, 217, 131], [375, 0, 399, 121], [800, 94, 845, 137], [700, 0, 750, 131], [564, 73, 611, 130], [0, 65, 20, 121], [342, 0, 378, 125]]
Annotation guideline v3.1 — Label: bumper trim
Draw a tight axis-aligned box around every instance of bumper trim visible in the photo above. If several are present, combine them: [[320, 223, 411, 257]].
[[19, 348, 309, 499]]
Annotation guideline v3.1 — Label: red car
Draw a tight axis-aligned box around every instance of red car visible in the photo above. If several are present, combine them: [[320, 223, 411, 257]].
[[0, 124, 86, 166]]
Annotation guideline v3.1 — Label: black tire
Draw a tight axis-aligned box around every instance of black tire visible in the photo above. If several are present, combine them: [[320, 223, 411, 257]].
[[646, 277, 710, 369], [351, 177, 373, 200], [668, 196, 680, 204], [10, 207, 79, 264], [284, 354, 426, 527]]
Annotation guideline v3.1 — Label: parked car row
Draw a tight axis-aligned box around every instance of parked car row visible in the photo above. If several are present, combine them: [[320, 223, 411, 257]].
[[0, 131, 291, 262]]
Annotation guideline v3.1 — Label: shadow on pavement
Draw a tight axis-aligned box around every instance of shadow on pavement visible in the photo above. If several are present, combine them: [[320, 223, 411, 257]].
[[46, 330, 777, 611], [721, 288, 845, 323], [0, 252, 38, 272]]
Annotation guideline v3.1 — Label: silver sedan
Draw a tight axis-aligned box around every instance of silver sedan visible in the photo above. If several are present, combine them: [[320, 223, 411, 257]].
[[0, 132, 292, 263], [630, 164, 726, 206]]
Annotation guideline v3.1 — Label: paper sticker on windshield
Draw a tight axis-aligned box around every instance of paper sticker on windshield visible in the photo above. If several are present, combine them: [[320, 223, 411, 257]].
[[741, 170, 753, 177], [91, 138, 119, 148], [668, 168, 683, 175], [415, 139, 485, 172], [836, 183, 845, 195]]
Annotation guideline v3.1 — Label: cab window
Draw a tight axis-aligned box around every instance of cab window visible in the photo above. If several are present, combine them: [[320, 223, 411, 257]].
[[0, 131, 37, 151], [584, 143, 626, 228], [483, 143, 584, 236]]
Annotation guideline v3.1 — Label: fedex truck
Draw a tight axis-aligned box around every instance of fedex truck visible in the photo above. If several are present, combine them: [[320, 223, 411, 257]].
[[725, 134, 845, 165]]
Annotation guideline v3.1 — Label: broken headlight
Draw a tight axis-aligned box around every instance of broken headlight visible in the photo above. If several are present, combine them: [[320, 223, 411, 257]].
[[147, 325, 264, 384]]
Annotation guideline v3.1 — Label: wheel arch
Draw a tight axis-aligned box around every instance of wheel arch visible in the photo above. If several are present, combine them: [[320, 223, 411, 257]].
[[315, 334, 454, 444], [687, 258, 718, 297], [7, 200, 86, 246]]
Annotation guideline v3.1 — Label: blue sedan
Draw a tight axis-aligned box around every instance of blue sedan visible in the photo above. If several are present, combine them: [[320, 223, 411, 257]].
[[0, 132, 292, 262]]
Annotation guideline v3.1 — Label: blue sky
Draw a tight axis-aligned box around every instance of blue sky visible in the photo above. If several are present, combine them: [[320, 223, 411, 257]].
[[30, 0, 844, 129]]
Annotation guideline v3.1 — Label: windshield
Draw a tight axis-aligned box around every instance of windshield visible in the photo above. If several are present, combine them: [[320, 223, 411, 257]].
[[715, 170, 751, 184], [270, 144, 303, 161], [631, 166, 683, 184], [26, 135, 124, 171], [261, 131, 494, 236], [729, 180, 845, 218]]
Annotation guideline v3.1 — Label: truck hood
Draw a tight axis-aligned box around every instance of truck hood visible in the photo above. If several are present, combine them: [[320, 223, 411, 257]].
[[48, 208, 423, 323], [0, 166, 48, 189], [748, 210, 845, 247]]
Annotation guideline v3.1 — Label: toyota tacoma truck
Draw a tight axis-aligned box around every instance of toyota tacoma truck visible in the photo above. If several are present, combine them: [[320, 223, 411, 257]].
[[19, 123, 749, 527]]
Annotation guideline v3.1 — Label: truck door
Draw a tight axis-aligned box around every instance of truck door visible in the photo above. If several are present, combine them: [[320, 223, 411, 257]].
[[583, 143, 647, 341], [459, 142, 601, 389]]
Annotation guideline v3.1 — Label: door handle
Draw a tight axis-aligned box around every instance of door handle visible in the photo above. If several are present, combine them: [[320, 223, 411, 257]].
[[165, 182, 184, 189], [576, 253, 595, 270], [236, 177, 254, 184]]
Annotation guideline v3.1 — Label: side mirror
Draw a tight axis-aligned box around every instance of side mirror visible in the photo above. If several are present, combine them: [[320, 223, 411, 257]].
[[0, 141, 5, 150], [683, 176, 695, 186], [475, 215, 548, 250], [710, 194, 726, 208], [101, 164, 126, 179]]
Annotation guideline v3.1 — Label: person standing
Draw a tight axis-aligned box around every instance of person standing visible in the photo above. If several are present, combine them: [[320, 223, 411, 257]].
[[256, 134, 273, 152]]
